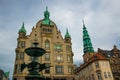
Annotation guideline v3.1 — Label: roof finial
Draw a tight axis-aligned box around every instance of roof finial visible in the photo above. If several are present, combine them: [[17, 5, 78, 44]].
[[66, 28, 68, 33], [46, 6, 48, 11], [65, 28, 71, 38], [82, 19, 84, 25], [22, 22, 24, 28], [82, 19, 86, 29]]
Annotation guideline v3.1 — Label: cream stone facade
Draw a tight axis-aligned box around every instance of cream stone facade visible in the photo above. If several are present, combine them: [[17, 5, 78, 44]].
[[75, 56, 114, 80], [98, 45, 120, 80], [13, 8, 74, 80]]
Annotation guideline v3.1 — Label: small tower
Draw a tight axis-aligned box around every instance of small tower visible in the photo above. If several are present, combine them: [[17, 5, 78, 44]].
[[42, 6, 53, 26], [82, 20, 94, 62], [18, 22, 26, 38], [13, 22, 27, 77], [65, 28, 71, 43]]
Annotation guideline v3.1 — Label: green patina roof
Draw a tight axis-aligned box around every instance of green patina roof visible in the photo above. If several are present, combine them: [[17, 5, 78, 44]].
[[65, 28, 71, 38], [42, 6, 53, 26], [83, 20, 94, 53], [4, 71, 9, 78], [19, 22, 26, 33]]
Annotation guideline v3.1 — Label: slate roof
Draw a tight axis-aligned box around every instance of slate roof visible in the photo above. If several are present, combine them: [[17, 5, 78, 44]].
[[98, 45, 120, 58]]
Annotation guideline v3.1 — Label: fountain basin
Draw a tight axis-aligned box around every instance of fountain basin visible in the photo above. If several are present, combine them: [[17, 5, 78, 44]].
[[25, 47, 46, 57]]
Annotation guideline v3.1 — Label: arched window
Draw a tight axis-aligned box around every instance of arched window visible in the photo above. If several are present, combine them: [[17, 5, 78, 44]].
[[45, 39, 50, 50]]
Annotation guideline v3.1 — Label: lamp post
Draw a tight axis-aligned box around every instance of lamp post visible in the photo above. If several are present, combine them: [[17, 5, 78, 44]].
[[21, 42, 51, 80]]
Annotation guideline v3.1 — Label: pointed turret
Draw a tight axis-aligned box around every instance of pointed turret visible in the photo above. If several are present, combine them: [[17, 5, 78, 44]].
[[42, 6, 53, 26], [44, 6, 50, 19], [65, 28, 71, 39], [18, 22, 26, 38], [65, 28, 71, 43], [19, 22, 26, 34], [83, 20, 94, 54]]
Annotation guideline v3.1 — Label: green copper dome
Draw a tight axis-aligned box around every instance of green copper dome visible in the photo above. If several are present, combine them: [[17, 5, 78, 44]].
[[19, 22, 26, 33], [42, 7, 53, 26], [83, 21, 94, 53], [65, 29, 71, 38]]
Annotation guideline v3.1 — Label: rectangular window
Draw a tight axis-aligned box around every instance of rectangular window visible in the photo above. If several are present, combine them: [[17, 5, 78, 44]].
[[21, 41, 25, 48], [18, 41, 26, 48], [55, 65, 63, 74], [43, 28, 52, 33], [68, 66, 72, 74], [95, 62, 99, 68], [20, 53, 24, 60], [45, 40, 50, 50], [56, 54, 63, 62], [67, 55, 72, 62], [45, 68, 50, 74], [108, 72, 111, 78], [18, 64, 21, 73], [45, 53, 50, 61], [104, 72, 108, 78], [45, 64, 50, 74], [66, 45, 71, 51], [54, 44, 62, 51]]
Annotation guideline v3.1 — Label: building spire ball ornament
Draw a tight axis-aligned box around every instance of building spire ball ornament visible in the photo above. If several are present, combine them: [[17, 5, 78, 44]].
[[82, 20, 94, 53]]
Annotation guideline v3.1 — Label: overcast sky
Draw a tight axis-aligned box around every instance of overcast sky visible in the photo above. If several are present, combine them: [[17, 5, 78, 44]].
[[0, 0, 120, 79]]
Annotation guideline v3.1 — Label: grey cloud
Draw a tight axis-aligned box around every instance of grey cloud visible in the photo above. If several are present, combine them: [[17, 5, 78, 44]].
[[0, 0, 120, 79]]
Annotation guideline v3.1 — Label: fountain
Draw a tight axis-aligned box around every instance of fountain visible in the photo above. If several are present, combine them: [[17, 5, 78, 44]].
[[21, 42, 51, 80]]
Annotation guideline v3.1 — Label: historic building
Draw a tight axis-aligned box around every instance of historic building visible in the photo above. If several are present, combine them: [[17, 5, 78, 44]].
[[13, 7, 74, 80], [74, 22, 114, 80], [74, 53, 113, 80], [0, 69, 9, 80], [98, 45, 120, 80]]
